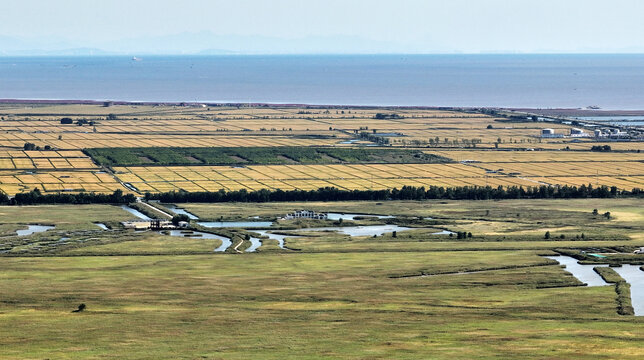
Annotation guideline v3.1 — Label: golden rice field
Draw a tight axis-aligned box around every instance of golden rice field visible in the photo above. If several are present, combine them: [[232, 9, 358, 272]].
[[111, 161, 644, 193], [0, 104, 642, 195], [0, 103, 599, 149], [0, 150, 95, 169], [0, 170, 126, 195], [0, 133, 343, 149], [428, 150, 644, 163], [0, 148, 128, 195]]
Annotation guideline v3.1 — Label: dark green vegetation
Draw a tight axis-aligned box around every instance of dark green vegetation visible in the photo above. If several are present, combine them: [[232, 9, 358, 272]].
[[9, 189, 135, 205], [3, 183, 640, 206], [146, 183, 642, 204], [85, 147, 448, 166], [591, 145, 612, 152], [594, 267, 635, 315], [1, 199, 643, 359]]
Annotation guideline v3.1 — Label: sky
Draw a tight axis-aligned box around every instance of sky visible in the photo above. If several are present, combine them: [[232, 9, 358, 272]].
[[1, 0, 644, 54]]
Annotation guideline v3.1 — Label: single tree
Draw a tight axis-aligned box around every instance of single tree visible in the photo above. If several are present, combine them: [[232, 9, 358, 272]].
[[171, 214, 190, 226], [72, 303, 86, 313]]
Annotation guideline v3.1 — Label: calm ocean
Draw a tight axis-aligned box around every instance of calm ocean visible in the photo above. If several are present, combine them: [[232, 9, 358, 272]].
[[1, 54, 643, 109]]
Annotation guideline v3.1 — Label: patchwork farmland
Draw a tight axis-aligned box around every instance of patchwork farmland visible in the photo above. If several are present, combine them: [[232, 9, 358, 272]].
[[0, 103, 642, 196], [1, 102, 643, 359]]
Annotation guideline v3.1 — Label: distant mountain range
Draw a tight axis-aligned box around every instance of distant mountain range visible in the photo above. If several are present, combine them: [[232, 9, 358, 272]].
[[0, 32, 428, 56], [3, 32, 643, 56]]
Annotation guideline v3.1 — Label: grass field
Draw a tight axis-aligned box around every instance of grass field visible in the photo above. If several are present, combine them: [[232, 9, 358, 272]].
[[1, 197, 643, 358], [86, 147, 447, 167], [3, 252, 644, 359]]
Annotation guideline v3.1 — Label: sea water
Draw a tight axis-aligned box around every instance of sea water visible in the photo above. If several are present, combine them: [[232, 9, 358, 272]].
[[2, 54, 644, 109]]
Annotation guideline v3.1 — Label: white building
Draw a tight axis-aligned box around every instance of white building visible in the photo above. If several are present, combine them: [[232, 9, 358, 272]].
[[570, 128, 589, 137], [540, 128, 563, 138], [122, 219, 175, 230], [284, 210, 328, 220]]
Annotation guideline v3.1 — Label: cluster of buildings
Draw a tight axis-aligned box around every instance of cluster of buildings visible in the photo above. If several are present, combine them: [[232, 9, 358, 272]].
[[593, 128, 630, 139], [283, 210, 328, 220], [122, 219, 189, 230], [540, 127, 634, 139]]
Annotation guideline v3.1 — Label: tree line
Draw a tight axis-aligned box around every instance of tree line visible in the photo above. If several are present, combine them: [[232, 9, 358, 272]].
[[145, 184, 641, 203], [2, 189, 136, 205], [1, 184, 639, 206]]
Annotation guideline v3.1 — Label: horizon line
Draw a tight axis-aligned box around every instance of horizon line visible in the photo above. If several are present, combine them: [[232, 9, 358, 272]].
[[2, 52, 644, 57]]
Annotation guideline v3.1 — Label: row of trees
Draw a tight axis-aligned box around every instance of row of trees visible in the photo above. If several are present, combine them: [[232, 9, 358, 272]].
[[1, 184, 639, 206], [5, 189, 136, 205], [145, 184, 641, 204], [591, 145, 612, 152]]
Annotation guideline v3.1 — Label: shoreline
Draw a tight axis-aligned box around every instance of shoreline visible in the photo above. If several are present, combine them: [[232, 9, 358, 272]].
[[2, 99, 644, 115]]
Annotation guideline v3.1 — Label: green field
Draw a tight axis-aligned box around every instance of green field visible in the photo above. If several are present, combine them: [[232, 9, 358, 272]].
[[1, 198, 643, 358], [85, 147, 449, 167], [2, 252, 644, 359]]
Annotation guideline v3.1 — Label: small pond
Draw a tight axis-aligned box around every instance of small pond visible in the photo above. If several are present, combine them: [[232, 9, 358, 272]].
[[296, 224, 411, 237], [432, 230, 456, 235], [94, 223, 109, 230], [16, 225, 55, 236], [326, 213, 393, 221]]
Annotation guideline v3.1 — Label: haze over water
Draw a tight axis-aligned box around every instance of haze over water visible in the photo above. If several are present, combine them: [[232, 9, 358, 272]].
[[1, 54, 643, 109]]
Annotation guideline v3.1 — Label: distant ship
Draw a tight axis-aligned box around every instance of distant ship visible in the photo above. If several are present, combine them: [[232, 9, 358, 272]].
[[586, 105, 601, 110], [132, 56, 142, 61]]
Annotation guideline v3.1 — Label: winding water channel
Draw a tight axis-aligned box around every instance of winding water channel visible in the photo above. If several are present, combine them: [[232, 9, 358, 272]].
[[545, 256, 609, 287], [165, 205, 199, 220], [164, 230, 232, 252], [546, 255, 644, 315], [120, 205, 152, 220], [253, 230, 298, 249], [613, 265, 644, 316]]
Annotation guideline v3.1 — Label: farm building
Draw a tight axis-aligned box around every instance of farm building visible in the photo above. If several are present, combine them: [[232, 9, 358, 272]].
[[540, 128, 563, 138]]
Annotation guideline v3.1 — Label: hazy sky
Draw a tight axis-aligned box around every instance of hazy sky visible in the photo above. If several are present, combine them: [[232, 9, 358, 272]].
[[2, 0, 644, 54]]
